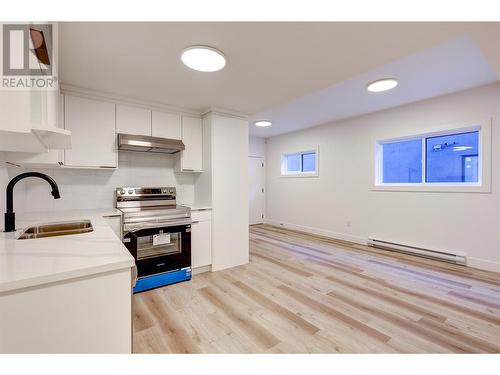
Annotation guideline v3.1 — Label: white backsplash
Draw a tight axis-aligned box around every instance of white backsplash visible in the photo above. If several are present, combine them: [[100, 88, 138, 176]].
[[4, 151, 195, 214]]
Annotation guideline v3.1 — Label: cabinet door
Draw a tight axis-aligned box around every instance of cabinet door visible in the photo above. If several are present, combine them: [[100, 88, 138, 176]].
[[180, 116, 203, 171], [116, 105, 151, 136], [191, 219, 212, 268], [152, 111, 181, 140], [64, 96, 117, 168], [5, 94, 65, 166]]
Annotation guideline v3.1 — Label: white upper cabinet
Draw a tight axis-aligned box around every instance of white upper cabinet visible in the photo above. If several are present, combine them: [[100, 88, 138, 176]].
[[0, 23, 71, 153], [116, 104, 151, 136], [5, 94, 65, 166], [177, 116, 203, 172], [64, 96, 117, 168], [151, 111, 181, 140]]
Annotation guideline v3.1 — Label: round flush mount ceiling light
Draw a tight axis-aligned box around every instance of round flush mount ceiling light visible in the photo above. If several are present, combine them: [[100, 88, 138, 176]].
[[367, 78, 398, 92], [181, 46, 226, 72], [255, 120, 272, 127]]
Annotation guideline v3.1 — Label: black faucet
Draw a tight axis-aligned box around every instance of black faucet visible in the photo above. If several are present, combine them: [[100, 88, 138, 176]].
[[4, 172, 61, 232]]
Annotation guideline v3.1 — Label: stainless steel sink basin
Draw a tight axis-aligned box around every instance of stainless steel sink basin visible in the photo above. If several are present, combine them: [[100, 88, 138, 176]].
[[17, 220, 93, 240]]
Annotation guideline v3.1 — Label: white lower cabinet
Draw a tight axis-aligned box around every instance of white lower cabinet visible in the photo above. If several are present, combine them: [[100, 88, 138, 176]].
[[191, 210, 212, 269], [0, 268, 133, 353]]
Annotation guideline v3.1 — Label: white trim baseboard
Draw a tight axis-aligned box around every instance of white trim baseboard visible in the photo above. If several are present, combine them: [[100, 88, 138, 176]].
[[264, 219, 500, 274], [265, 219, 367, 245], [192, 265, 212, 275], [467, 257, 500, 273]]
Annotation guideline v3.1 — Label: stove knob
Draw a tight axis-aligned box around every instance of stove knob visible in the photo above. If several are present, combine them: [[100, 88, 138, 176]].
[[119, 189, 125, 195], [128, 189, 133, 194]]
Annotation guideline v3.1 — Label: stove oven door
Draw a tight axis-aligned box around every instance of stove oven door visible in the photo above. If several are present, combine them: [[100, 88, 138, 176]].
[[123, 224, 191, 278]]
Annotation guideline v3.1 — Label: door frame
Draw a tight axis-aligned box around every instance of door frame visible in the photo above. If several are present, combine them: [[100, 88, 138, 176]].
[[248, 156, 266, 225]]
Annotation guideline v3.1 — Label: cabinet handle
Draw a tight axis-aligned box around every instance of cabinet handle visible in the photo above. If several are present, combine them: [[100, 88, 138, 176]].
[[191, 221, 199, 224]]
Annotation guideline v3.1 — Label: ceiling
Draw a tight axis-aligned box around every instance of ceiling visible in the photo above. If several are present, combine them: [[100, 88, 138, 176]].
[[250, 36, 497, 137], [59, 22, 500, 137]]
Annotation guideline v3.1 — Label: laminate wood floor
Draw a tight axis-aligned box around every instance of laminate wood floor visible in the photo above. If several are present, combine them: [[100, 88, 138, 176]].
[[133, 224, 500, 353]]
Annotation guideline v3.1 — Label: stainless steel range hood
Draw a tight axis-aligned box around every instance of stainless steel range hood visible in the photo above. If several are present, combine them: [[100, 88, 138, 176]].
[[118, 134, 185, 154]]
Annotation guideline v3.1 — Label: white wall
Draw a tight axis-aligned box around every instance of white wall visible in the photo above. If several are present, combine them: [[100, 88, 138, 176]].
[[0, 152, 195, 215], [249, 136, 266, 158], [266, 82, 500, 272]]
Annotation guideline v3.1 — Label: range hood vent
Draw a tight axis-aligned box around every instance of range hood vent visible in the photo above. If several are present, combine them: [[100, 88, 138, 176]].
[[118, 133, 185, 154]]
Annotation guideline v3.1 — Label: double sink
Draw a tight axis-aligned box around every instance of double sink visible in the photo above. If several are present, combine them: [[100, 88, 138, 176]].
[[17, 220, 93, 240]]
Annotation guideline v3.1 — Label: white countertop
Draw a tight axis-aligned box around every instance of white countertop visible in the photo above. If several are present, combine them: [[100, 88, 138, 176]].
[[0, 209, 134, 294], [181, 204, 212, 211]]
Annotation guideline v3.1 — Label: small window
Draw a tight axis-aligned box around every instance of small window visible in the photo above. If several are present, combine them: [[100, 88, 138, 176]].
[[281, 149, 318, 176], [376, 128, 481, 188]]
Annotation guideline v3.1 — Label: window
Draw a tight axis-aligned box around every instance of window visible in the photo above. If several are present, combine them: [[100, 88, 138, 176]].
[[281, 149, 318, 176], [375, 126, 487, 191], [425, 131, 479, 183], [382, 139, 422, 183]]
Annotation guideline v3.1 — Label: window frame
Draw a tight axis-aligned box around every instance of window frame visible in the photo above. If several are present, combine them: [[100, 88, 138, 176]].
[[372, 120, 491, 193], [281, 147, 319, 178]]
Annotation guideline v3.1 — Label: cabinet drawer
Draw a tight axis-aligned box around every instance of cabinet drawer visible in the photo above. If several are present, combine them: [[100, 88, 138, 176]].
[[191, 210, 212, 222]]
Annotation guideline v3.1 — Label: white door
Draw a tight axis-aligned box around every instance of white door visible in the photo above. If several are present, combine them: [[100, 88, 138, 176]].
[[249, 157, 265, 225]]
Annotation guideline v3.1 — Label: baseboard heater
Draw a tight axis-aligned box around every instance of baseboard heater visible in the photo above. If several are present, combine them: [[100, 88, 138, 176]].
[[367, 238, 467, 265]]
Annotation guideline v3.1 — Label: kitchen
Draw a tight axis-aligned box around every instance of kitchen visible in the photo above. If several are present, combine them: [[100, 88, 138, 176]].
[[1, 6, 500, 373]]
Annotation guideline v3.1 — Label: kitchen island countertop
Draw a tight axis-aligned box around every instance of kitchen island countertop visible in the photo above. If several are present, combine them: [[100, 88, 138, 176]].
[[0, 209, 134, 294]]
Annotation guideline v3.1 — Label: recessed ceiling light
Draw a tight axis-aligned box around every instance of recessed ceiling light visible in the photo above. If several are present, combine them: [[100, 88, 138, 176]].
[[367, 78, 398, 92], [255, 120, 272, 127], [181, 46, 226, 72]]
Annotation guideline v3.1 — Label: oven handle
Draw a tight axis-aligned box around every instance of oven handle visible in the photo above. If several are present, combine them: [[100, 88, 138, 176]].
[[124, 218, 192, 232]]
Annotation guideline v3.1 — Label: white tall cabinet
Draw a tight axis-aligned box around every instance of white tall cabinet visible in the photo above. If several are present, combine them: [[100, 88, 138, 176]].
[[195, 112, 249, 271]]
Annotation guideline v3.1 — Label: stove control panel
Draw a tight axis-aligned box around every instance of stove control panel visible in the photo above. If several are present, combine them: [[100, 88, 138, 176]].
[[116, 187, 176, 199]]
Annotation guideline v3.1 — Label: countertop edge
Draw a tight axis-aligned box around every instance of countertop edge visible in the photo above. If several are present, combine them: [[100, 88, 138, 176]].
[[0, 258, 134, 294]]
